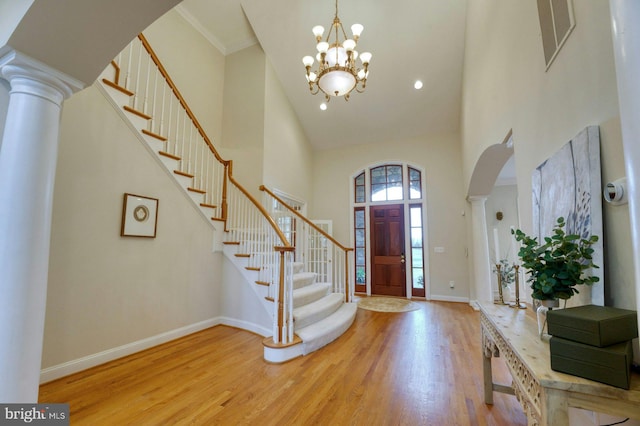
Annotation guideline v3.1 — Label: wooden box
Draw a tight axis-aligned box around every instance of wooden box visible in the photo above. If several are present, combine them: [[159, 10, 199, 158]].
[[550, 336, 633, 389], [547, 304, 638, 347]]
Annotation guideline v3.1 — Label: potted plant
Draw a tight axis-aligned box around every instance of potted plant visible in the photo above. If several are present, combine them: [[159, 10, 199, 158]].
[[512, 216, 599, 338]]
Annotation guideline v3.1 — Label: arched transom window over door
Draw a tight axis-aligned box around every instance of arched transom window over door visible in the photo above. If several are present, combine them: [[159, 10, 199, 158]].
[[352, 164, 427, 298]]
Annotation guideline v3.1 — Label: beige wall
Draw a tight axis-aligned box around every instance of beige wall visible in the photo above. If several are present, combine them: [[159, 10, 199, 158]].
[[43, 10, 231, 373], [263, 60, 314, 205], [462, 1, 635, 309], [220, 44, 265, 197], [144, 9, 225, 145], [44, 84, 221, 369], [312, 133, 469, 300], [462, 0, 619, 205]]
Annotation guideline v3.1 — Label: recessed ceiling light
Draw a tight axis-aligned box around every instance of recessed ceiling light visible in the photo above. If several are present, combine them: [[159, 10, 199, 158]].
[[320, 103, 327, 111], [414, 80, 423, 90]]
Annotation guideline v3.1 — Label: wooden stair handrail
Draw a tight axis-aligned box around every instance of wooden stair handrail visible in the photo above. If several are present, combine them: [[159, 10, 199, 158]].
[[137, 33, 228, 167], [229, 164, 290, 248], [259, 185, 353, 252]]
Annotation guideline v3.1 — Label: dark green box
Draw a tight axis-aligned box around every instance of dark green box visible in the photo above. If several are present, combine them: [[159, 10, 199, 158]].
[[550, 337, 633, 389], [547, 304, 638, 347]]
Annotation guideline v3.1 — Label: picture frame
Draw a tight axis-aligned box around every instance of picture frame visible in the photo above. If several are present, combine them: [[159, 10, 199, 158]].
[[121, 193, 158, 238]]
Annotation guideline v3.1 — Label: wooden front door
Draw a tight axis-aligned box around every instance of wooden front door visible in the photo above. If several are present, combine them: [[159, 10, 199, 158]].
[[370, 204, 406, 296]]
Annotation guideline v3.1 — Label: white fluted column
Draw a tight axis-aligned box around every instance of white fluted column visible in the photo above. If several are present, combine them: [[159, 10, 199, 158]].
[[468, 196, 493, 309], [610, 1, 640, 362], [0, 50, 83, 402]]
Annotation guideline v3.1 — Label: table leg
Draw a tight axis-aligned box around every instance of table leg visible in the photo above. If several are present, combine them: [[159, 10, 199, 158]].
[[483, 349, 494, 405]]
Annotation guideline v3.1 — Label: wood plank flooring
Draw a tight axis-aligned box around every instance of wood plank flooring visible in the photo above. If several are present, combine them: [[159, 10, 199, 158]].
[[39, 300, 527, 425]]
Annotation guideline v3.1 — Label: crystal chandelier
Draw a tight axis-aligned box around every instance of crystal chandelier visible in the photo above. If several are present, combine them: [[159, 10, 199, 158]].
[[302, 0, 372, 101]]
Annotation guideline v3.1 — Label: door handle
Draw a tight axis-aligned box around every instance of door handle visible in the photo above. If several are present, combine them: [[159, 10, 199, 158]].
[[400, 253, 405, 264]]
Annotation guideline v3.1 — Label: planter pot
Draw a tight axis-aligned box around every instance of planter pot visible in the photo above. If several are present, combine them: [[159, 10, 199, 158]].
[[536, 299, 560, 341]]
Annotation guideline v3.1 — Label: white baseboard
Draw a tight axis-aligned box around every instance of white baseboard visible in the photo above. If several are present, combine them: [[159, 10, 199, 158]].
[[217, 316, 271, 337], [429, 295, 471, 304], [40, 316, 269, 384]]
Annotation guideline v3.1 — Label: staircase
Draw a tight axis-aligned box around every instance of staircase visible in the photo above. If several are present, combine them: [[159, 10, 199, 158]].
[[97, 33, 356, 363]]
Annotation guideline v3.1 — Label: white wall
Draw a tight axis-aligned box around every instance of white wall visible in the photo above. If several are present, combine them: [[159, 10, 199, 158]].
[[263, 60, 314, 205], [0, 0, 33, 47], [43, 84, 222, 370], [600, 117, 636, 309], [312, 133, 469, 300], [461, 1, 635, 308]]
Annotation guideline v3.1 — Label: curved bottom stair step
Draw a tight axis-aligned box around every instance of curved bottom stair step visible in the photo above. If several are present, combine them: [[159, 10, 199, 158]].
[[297, 302, 357, 355], [293, 293, 344, 330]]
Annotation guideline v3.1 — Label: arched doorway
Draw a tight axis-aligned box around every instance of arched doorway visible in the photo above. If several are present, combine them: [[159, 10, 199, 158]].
[[466, 131, 518, 307]]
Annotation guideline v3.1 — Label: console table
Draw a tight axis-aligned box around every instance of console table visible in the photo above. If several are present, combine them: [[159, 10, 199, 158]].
[[479, 301, 640, 425]]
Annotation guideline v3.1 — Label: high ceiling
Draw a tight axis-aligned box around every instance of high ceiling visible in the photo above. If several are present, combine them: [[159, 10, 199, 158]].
[[178, 0, 468, 150]]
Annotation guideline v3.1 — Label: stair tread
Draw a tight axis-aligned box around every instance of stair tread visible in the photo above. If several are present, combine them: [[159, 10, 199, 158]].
[[293, 272, 317, 289], [296, 303, 357, 355], [293, 282, 331, 308], [293, 293, 344, 329]]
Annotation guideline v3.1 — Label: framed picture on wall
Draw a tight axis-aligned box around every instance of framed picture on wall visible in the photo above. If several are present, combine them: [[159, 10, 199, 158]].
[[120, 193, 159, 238]]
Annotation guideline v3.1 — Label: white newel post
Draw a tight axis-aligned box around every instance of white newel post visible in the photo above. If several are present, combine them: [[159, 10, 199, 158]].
[[610, 1, 640, 363], [468, 196, 492, 309], [0, 50, 83, 402]]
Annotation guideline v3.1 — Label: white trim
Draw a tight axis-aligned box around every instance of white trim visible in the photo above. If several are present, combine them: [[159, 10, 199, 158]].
[[349, 162, 430, 298], [218, 316, 271, 337], [263, 343, 304, 364], [174, 5, 258, 56], [39, 316, 271, 384], [174, 5, 227, 55], [430, 295, 471, 304], [40, 318, 219, 384]]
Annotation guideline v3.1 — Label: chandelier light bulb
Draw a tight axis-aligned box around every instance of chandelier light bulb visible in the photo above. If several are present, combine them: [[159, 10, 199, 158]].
[[351, 23, 364, 38], [312, 25, 325, 39], [302, 56, 314, 67], [414, 80, 423, 90], [309, 72, 317, 82], [320, 103, 327, 111], [342, 39, 356, 52], [359, 52, 372, 64], [316, 41, 329, 54]]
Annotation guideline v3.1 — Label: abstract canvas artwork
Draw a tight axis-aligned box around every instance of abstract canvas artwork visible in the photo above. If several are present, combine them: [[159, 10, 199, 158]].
[[531, 126, 604, 306]]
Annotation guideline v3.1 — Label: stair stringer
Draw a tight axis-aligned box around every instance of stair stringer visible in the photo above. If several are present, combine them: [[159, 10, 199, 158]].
[[95, 74, 224, 252], [222, 243, 275, 318]]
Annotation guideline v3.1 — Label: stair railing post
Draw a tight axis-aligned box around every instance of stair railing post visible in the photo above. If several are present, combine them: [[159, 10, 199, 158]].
[[275, 246, 295, 343], [222, 162, 229, 229]]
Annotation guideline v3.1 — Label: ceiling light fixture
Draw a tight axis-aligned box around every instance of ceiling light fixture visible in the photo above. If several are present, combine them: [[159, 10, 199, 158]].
[[414, 80, 423, 90], [302, 0, 372, 101]]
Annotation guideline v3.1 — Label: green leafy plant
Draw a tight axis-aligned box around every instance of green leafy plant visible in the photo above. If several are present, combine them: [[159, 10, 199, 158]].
[[512, 217, 599, 301]]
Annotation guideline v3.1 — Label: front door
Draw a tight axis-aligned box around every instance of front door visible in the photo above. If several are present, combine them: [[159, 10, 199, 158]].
[[370, 204, 406, 296]]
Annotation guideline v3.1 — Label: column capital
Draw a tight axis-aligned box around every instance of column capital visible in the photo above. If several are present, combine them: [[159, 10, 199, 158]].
[[0, 48, 85, 103]]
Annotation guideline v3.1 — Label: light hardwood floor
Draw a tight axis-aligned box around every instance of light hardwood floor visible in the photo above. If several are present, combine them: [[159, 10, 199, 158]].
[[39, 300, 527, 425]]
